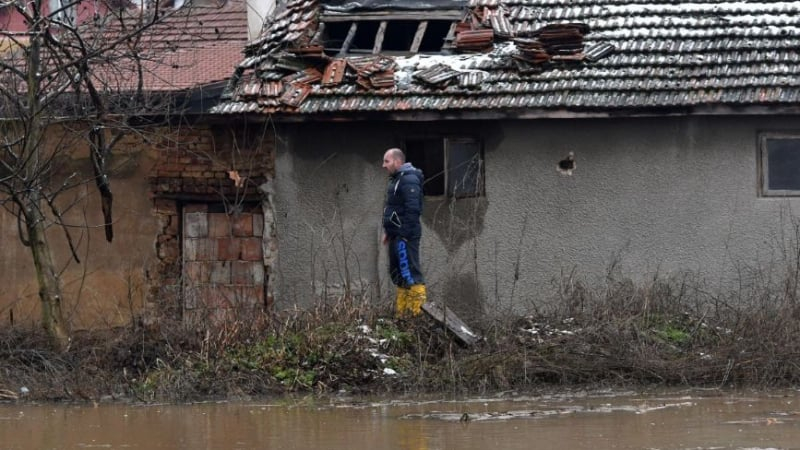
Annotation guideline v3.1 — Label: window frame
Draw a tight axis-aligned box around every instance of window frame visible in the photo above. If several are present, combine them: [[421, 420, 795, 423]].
[[759, 131, 800, 197], [402, 135, 485, 199]]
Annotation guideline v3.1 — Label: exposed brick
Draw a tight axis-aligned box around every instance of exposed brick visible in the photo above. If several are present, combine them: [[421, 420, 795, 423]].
[[188, 285, 232, 310], [209, 261, 231, 284], [183, 285, 200, 310], [147, 124, 276, 321], [209, 213, 231, 238], [231, 213, 253, 237], [231, 261, 264, 285], [184, 239, 214, 261], [184, 212, 208, 238], [184, 261, 210, 283], [166, 216, 179, 236], [217, 238, 241, 260], [206, 287, 234, 309], [157, 241, 179, 262], [153, 199, 177, 215], [241, 237, 262, 261], [156, 163, 185, 172], [232, 286, 264, 306], [184, 204, 208, 213], [185, 164, 211, 172]]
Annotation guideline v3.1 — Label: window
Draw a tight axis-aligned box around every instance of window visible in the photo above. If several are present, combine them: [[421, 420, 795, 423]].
[[317, 11, 461, 56], [404, 137, 483, 198], [760, 133, 800, 196]]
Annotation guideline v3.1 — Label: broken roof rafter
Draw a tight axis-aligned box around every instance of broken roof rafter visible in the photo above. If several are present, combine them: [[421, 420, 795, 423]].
[[323, 17, 457, 55]]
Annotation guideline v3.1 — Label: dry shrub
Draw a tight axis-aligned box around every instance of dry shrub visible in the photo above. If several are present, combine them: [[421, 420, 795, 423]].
[[7, 259, 800, 402]]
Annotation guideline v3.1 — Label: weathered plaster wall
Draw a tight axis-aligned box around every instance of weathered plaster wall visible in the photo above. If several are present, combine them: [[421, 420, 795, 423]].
[[0, 125, 158, 329], [0, 121, 275, 330], [275, 116, 800, 315]]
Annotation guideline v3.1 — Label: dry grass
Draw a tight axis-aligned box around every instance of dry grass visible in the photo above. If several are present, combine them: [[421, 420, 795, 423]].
[[4, 267, 800, 402]]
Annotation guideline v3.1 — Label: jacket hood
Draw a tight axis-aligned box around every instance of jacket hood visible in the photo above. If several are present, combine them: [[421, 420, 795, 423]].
[[396, 162, 422, 177]]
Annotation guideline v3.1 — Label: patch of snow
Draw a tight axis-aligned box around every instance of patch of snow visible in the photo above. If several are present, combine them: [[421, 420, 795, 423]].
[[369, 351, 389, 364], [393, 41, 518, 88]]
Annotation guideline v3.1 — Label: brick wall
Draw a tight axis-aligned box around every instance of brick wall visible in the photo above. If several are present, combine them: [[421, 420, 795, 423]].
[[147, 123, 275, 322]]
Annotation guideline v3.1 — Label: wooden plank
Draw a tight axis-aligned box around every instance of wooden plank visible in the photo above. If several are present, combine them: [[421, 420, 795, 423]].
[[442, 22, 459, 49], [338, 22, 358, 56], [422, 301, 481, 347], [373, 21, 387, 54], [310, 22, 325, 44], [410, 21, 428, 53]]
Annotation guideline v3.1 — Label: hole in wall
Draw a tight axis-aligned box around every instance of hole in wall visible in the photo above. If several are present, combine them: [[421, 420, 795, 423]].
[[557, 151, 576, 176]]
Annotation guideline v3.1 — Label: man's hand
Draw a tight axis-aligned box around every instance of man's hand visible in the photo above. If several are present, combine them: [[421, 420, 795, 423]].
[[382, 232, 388, 245]]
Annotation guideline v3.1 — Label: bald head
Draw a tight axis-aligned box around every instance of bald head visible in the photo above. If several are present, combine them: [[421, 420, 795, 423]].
[[382, 148, 405, 174]]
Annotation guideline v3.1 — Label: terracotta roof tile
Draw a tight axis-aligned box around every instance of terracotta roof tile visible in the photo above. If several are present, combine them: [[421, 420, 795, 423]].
[[212, 0, 800, 115]]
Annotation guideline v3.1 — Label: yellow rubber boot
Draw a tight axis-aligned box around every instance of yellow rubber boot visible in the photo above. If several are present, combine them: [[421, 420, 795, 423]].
[[407, 284, 427, 317], [395, 287, 411, 317]]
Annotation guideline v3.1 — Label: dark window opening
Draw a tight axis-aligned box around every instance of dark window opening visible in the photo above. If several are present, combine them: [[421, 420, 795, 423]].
[[404, 137, 483, 198], [448, 138, 483, 197], [324, 21, 354, 52], [382, 20, 419, 52], [350, 21, 379, 54], [406, 139, 445, 196], [419, 20, 453, 52], [322, 18, 455, 55], [761, 134, 800, 195], [557, 152, 576, 176]]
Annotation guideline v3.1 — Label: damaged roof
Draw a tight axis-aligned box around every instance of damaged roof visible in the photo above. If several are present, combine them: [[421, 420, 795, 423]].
[[212, 0, 800, 117]]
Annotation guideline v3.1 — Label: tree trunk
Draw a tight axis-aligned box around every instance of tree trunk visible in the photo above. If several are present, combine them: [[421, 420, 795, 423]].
[[23, 0, 70, 351], [26, 198, 71, 351]]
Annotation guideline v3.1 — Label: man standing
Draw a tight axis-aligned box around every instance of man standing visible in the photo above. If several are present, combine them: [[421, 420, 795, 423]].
[[382, 148, 427, 316]]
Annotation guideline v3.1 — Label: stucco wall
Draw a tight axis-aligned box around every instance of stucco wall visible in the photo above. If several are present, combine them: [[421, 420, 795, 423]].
[[273, 116, 800, 316], [0, 126, 158, 329]]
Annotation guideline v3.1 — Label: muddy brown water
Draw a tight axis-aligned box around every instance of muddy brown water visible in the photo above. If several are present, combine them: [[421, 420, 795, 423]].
[[2, 390, 800, 449]]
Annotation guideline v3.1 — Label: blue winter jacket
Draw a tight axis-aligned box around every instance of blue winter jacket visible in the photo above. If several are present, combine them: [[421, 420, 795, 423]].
[[383, 163, 424, 239]]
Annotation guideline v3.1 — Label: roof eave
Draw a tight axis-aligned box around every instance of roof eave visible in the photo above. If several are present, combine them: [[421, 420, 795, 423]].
[[224, 104, 800, 122]]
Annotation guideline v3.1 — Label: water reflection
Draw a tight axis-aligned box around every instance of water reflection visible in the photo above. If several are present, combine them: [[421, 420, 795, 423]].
[[2, 390, 800, 449]]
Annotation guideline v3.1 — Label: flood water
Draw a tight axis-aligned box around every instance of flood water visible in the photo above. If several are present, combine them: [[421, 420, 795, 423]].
[[2, 390, 800, 449]]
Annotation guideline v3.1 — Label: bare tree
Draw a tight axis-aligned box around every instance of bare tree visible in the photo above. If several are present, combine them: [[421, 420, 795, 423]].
[[0, 0, 190, 349]]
